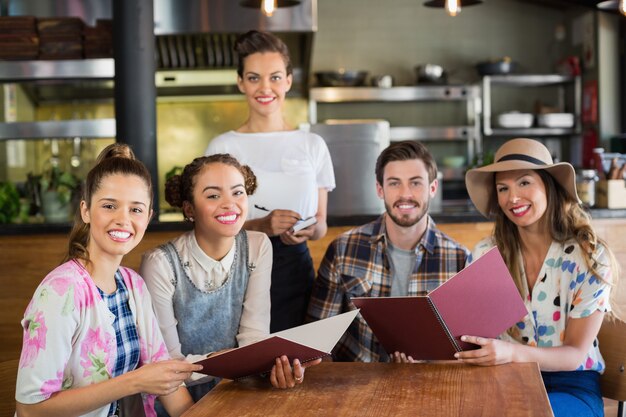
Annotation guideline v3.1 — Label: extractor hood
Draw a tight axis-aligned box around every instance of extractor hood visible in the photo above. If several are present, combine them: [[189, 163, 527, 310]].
[[7, 0, 317, 102]]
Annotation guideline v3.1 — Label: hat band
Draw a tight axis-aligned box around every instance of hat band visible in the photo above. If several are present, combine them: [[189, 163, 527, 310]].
[[496, 154, 548, 166]]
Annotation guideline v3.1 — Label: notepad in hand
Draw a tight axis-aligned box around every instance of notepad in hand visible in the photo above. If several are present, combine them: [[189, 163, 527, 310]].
[[292, 216, 317, 233], [194, 310, 358, 380], [351, 247, 527, 360]]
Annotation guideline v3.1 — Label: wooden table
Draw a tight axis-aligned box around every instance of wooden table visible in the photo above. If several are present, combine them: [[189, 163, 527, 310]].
[[181, 362, 553, 417]]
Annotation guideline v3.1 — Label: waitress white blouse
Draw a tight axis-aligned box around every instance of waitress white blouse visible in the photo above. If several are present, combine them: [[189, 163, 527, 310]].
[[206, 129, 336, 220]]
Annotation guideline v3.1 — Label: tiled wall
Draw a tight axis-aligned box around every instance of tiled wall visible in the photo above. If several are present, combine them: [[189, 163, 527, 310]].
[[313, 0, 568, 86]]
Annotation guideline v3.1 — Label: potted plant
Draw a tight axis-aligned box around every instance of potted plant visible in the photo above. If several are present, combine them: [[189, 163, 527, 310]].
[[0, 181, 21, 224], [37, 166, 80, 223]]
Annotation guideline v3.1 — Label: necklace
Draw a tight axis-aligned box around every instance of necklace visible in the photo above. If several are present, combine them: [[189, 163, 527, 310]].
[[203, 268, 229, 291]]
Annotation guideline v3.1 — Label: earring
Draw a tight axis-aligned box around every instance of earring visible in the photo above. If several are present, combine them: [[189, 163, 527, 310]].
[[188, 217, 194, 222]]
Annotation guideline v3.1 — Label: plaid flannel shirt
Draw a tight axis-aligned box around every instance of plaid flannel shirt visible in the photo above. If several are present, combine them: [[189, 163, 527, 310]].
[[306, 214, 469, 362]]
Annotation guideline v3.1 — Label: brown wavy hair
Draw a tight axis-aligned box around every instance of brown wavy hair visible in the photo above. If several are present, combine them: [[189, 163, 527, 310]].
[[490, 169, 619, 298], [63, 143, 153, 265], [165, 153, 257, 221], [234, 30, 292, 77], [375, 140, 438, 184]]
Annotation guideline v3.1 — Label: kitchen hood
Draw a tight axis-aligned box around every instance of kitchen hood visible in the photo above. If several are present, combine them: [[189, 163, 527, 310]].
[[7, 0, 317, 102]]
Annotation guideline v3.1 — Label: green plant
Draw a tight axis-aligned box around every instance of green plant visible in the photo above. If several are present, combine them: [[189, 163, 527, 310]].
[[39, 166, 80, 205], [165, 165, 183, 181], [0, 181, 20, 224]]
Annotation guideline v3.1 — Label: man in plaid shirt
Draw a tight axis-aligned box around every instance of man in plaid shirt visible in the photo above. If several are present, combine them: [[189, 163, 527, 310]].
[[306, 140, 469, 362]]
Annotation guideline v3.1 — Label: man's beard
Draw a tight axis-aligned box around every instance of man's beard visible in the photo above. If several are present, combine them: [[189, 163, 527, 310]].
[[385, 198, 429, 227]]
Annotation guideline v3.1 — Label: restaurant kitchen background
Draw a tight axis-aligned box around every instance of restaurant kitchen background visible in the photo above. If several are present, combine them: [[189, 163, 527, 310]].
[[0, 0, 622, 223]]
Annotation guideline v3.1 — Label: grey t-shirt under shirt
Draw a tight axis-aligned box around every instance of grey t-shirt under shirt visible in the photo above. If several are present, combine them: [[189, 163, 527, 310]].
[[387, 242, 418, 297]]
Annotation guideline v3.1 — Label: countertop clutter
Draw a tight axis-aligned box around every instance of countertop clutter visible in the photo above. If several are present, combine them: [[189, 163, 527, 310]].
[[594, 150, 626, 209]]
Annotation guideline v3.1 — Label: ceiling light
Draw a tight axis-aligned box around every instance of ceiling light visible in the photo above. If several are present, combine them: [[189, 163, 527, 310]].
[[597, 0, 626, 16], [240, 0, 301, 17], [423, 0, 483, 17]]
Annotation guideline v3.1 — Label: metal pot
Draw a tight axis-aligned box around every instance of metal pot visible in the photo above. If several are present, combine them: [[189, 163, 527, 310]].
[[415, 64, 448, 84], [315, 70, 368, 87], [476, 59, 518, 76], [370, 74, 394, 88]]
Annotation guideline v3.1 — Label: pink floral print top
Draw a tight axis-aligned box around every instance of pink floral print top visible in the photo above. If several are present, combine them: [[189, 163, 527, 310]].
[[16, 260, 170, 417]]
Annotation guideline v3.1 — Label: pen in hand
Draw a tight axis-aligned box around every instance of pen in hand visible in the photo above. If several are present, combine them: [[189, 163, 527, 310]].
[[254, 205, 302, 221]]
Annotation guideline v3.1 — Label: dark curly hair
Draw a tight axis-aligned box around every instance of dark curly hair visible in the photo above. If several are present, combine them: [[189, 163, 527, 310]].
[[234, 30, 292, 77], [165, 154, 257, 221]]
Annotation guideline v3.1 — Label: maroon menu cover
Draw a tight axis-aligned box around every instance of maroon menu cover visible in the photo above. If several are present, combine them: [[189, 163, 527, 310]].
[[194, 310, 359, 380], [352, 247, 527, 360], [194, 336, 327, 380]]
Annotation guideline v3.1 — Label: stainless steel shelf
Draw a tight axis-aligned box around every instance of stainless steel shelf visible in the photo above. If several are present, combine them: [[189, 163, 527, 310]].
[[483, 74, 576, 87], [0, 59, 114, 81], [0, 119, 116, 140], [310, 85, 481, 102], [309, 84, 482, 164], [487, 127, 580, 137], [482, 74, 582, 157], [390, 126, 476, 141]]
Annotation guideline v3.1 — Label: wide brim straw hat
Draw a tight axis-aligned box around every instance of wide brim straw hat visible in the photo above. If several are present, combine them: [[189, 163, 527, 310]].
[[465, 138, 579, 218]]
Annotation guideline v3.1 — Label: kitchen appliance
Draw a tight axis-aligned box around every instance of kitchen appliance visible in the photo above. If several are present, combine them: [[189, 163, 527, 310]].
[[309, 120, 390, 216], [9, 0, 317, 101]]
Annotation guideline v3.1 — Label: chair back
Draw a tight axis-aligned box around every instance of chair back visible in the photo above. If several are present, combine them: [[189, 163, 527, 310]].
[[598, 317, 626, 402], [0, 359, 18, 417]]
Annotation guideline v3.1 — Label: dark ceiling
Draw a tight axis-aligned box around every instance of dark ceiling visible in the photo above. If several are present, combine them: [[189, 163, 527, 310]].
[[520, 0, 621, 12]]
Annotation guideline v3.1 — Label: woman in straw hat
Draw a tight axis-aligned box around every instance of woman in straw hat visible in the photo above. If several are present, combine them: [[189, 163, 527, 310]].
[[460, 138, 619, 417]]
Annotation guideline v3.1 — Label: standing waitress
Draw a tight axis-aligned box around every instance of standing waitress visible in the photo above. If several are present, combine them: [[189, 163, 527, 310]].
[[206, 30, 335, 332]]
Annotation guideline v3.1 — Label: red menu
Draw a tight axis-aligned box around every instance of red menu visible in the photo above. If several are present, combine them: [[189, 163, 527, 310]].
[[352, 247, 527, 360], [194, 310, 358, 380]]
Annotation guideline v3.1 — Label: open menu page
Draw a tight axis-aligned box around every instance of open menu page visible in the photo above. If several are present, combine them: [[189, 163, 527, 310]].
[[194, 309, 359, 380], [352, 247, 527, 360]]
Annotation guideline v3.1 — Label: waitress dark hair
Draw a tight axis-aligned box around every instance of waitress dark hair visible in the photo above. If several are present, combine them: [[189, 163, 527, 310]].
[[234, 30, 292, 77], [64, 143, 153, 264]]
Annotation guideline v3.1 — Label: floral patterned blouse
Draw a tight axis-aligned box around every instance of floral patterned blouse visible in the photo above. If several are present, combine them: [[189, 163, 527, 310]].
[[16, 260, 170, 417], [471, 237, 612, 372]]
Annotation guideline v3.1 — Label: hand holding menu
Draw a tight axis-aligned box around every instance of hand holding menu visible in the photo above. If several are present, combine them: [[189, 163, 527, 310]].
[[352, 247, 527, 360], [194, 310, 358, 380]]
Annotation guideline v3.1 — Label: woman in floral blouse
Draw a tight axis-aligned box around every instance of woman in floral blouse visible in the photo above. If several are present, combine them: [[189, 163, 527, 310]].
[[15, 144, 202, 417], [461, 138, 619, 417]]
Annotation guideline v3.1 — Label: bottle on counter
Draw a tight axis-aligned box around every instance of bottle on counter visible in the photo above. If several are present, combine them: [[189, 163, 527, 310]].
[[576, 169, 599, 207], [592, 148, 606, 180]]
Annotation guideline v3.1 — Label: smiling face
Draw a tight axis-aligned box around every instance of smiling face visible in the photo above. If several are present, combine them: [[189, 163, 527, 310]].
[[81, 173, 152, 263], [376, 159, 437, 228], [237, 51, 292, 118], [184, 162, 248, 242], [495, 169, 548, 229]]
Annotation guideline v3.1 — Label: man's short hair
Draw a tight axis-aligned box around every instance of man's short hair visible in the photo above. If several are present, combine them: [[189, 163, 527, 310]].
[[375, 140, 438, 184]]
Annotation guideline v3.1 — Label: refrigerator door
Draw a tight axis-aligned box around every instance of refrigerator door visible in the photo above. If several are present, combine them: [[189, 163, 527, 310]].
[[310, 120, 390, 216]]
